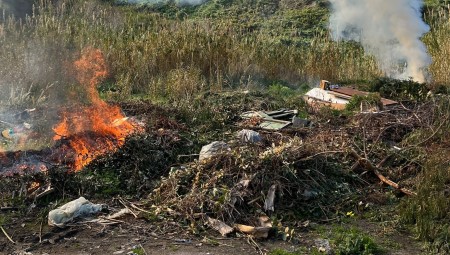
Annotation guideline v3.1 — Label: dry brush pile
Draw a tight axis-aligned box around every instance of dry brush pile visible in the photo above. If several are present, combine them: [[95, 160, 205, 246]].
[[141, 94, 449, 234]]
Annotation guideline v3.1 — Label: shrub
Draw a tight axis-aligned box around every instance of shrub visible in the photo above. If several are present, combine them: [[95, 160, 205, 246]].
[[368, 78, 429, 102], [345, 93, 382, 112]]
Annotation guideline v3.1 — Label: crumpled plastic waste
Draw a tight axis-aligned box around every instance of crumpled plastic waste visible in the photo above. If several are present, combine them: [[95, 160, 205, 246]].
[[48, 197, 105, 227], [237, 129, 261, 143], [199, 141, 230, 161]]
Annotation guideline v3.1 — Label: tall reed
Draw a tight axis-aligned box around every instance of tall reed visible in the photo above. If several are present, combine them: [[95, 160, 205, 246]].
[[0, 0, 448, 104]]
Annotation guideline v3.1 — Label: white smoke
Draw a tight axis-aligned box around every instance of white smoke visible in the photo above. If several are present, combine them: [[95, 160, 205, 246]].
[[123, 0, 207, 6], [329, 0, 431, 83]]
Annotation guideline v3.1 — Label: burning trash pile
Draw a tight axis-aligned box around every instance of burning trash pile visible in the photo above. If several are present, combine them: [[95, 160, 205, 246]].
[[0, 48, 141, 174]]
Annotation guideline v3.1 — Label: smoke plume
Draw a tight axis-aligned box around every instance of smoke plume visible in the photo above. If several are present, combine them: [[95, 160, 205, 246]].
[[329, 0, 431, 83], [122, 0, 207, 6], [0, 0, 34, 18]]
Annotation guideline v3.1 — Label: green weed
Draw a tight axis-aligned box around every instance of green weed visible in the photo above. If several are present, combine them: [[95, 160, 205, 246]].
[[268, 83, 297, 98], [345, 93, 382, 112], [333, 227, 382, 255], [368, 78, 429, 102], [131, 247, 145, 255], [268, 248, 305, 255]]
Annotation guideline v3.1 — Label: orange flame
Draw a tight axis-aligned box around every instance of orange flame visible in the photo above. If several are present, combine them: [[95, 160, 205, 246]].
[[53, 48, 137, 171]]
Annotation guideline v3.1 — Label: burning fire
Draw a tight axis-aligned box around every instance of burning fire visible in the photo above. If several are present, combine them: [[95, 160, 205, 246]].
[[52, 48, 138, 171]]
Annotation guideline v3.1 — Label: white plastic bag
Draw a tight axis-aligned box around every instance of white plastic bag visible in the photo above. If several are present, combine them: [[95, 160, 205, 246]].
[[48, 197, 104, 227], [199, 141, 230, 161]]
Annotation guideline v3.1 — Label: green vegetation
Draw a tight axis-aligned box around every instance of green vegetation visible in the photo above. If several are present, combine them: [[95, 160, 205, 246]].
[[368, 78, 429, 102], [333, 227, 382, 255], [1, 0, 449, 107], [400, 162, 450, 254], [345, 93, 382, 112], [0, 0, 376, 108], [398, 96, 450, 254], [269, 248, 309, 255], [131, 246, 145, 255]]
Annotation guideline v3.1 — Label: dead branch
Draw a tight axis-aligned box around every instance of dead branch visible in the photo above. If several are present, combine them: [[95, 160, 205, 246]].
[[295, 150, 344, 162], [39, 217, 44, 243], [413, 115, 449, 147], [117, 197, 138, 218], [348, 149, 417, 196], [0, 207, 18, 211], [35, 187, 54, 200], [130, 203, 152, 214], [0, 225, 16, 244]]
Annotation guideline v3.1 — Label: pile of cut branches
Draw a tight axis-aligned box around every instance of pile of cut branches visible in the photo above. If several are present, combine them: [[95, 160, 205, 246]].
[[144, 96, 449, 229]]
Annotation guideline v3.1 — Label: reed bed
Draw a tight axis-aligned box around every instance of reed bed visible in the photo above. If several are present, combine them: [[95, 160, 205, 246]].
[[0, 0, 383, 104], [0, 0, 448, 102]]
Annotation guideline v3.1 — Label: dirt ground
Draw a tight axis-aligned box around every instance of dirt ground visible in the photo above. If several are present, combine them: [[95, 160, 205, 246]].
[[0, 211, 423, 255]]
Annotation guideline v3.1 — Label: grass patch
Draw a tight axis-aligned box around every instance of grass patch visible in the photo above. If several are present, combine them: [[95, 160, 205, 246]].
[[400, 161, 450, 254], [332, 227, 383, 255], [398, 95, 450, 254], [269, 248, 309, 255]]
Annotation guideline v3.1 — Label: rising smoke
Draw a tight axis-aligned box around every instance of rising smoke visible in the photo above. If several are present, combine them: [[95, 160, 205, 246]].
[[0, 0, 34, 18], [122, 0, 207, 6], [329, 0, 431, 83]]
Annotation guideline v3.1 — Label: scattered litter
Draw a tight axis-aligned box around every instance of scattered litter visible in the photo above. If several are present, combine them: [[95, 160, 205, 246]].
[[315, 238, 332, 254], [258, 215, 272, 228], [199, 141, 230, 161], [241, 109, 298, 130], [292, 116, 311, 128], [230, 176, 253, 206], [237, 129, 261, 143], [1, 129, 12, 139], [1, 123, 33, 141], [173, 238, 192, 244], [264, 184, 277, 212], [14, 108, 35, 122], [207, 216, 234, 236], [48, 197, 105, 227]]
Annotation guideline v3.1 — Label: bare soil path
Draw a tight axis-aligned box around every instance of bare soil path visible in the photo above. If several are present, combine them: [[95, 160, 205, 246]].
[[0, 214, 423, 255]]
